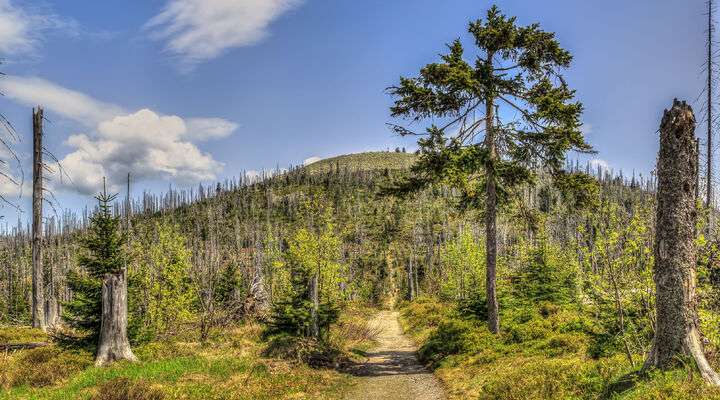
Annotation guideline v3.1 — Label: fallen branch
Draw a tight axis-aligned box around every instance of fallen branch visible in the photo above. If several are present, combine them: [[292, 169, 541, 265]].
[[0, 342, 49, 351]]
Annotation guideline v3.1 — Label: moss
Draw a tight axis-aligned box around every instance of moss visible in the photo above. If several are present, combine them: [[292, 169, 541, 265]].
[[0, 326, 47, 344]]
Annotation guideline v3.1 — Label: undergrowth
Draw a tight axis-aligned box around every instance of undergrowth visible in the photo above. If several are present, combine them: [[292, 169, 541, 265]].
[[400, 297, 720, 400], [0, 322, 352, 400]]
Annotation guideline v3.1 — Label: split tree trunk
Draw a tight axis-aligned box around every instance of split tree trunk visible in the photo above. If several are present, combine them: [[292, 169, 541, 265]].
[[31, 107, 45, 331], [95, 270, 137, 366], [643, 99, 720, 385]]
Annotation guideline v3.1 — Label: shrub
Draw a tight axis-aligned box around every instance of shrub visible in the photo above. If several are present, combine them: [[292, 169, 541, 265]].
[[263, 334, 344, 368], [418, 319, 496, 367]]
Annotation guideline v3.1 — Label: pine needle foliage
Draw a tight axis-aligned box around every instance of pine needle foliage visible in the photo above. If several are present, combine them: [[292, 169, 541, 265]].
[[387, 4, 596, 209], [387, 4, 598, 332], [63, 186, 126, 345]]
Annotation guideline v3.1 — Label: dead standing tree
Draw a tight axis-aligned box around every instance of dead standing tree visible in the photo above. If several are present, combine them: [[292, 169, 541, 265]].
[[643, 99, 720, 385], [31, 106, 45, 330]]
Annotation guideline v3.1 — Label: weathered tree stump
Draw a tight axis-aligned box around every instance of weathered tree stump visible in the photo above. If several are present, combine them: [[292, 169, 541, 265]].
[[95, 271, 137, 366], [643, 99, 720, 385]]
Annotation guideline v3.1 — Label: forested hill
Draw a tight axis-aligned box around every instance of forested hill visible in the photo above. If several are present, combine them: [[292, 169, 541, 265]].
[[2, 149, 711, 399], [1, 149, 652, 326]]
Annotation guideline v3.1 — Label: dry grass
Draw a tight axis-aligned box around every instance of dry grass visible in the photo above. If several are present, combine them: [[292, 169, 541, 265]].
[[90, 377, 164, 400], [0, 346, 91, 389], [0, 322, 351, 400]]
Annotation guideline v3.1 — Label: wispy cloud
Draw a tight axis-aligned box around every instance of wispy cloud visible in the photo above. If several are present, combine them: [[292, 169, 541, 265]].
[[0, 76, 238, 195], [0, 76, 124, 125], [146, 0, 302, 69], [0, 0, 78, 58]]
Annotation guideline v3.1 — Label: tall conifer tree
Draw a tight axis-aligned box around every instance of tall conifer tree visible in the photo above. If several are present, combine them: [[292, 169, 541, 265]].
[[64, 187, 126, 345], [388, 5, 595, 333]]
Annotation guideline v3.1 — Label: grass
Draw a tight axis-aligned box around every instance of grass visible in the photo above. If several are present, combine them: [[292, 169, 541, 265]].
[[399, 297, 720, 400], [0, 324, 352, 400]]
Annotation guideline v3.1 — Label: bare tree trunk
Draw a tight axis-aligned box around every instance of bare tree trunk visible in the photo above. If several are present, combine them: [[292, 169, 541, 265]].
[[95, 270, 137, 366], [309, 270, 319, 339], [246, 236, 269, 317], [643, 99, 720, 385], [708, 0, 715, 228], [408, 256, 415, 301], [31, 107, 45, 331], [484, 69, 500, 334]]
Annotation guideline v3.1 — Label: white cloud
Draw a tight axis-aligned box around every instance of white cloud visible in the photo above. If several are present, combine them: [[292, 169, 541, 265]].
[[0, 0, 78, 57], [186, 118, 238, 141], [0, 76, 124, 125], [0, 76, 239, 195], [146, 0, 302, 67], [303, 156, 321, 166], [62, 109, 225, 194], [589, 158, 610, 174]]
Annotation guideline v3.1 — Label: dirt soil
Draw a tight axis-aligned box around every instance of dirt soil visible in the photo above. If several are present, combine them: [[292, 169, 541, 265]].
[[344, 310, 445, 400]]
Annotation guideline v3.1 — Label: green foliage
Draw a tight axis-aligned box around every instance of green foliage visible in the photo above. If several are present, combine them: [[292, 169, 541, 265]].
[[267, 297, 339, 339], [510, 238, 579, 305], [268, 201, 344, 340], [214, 263, 244, 307], [0, 328, 351, 400], [129, 221, 197, 342], [387, 5, 594, 206], [63, 188, 127, 345], [400, 298, 720, 400], [439, 230, 485, 301], [578, 198, 654, 358]]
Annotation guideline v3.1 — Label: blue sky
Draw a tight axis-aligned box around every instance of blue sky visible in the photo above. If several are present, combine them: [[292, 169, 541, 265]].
[[0, 0, 711, 220]]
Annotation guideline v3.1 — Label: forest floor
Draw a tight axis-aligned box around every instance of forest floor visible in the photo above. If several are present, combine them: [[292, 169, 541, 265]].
[[344, 310, 445, 400]]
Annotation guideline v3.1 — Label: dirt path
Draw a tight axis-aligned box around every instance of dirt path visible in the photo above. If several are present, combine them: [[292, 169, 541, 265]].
[[344, 310, 445, 400]]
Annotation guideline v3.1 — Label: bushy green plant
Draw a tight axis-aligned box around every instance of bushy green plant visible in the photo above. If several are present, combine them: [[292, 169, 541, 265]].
[[63, 188, 127, 345], [267, 212, 343, 340], [511, 238, 579, 305], [129, 221, 197, 342]]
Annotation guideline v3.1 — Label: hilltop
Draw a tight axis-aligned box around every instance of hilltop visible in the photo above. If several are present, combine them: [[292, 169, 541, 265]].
[[301, 151, 417, 174]]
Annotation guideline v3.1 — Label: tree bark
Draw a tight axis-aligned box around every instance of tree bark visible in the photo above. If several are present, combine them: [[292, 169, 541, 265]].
[[246, 238, 270, 318], [31, 107, 45, 331], [484, 62, 500, 334], [95, 270, 137, 366], [643, 99, 720, 385], [708, 0, 714, 227], [309, 270, 319, 339]]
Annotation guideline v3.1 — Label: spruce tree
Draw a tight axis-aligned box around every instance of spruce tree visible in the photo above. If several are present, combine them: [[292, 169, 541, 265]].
[[388, 5, 595, 333], [64, 187, 126, 345]]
